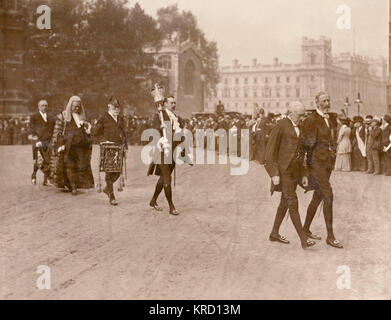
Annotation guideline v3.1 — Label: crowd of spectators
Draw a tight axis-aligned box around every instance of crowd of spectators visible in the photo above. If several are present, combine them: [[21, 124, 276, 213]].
[[3, 110, 390, 178], [0, 117, 31, 145]]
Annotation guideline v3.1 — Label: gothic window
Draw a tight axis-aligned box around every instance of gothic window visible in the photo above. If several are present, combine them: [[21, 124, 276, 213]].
[[6, 0, 17, 10], [184, 60, 195, 95], [310, 53, 316, 65], [157, 55, 172, 69]]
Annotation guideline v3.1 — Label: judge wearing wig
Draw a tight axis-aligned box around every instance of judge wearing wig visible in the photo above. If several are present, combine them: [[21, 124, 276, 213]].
[[57, 96, 94, 195]]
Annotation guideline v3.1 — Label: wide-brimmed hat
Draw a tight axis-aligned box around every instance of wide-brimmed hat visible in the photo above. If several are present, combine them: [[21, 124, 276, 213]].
[[353, 115, 364, 123], [371, 116, 381, 124], [364, 115, 373, 123]]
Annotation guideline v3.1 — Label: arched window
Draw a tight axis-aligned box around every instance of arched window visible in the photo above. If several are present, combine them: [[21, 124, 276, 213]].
[[184, 60, 195, 95], [157, 55, 172, 69], [310, 53, 316, 65]]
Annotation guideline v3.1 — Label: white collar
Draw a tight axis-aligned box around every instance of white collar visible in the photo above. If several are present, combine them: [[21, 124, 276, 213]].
[[108, 110, 118, 122], [72, 113, 82, 128], [316, 108, 326, 117], [287, 116, 298, 127], [39, 111, 47, 122]]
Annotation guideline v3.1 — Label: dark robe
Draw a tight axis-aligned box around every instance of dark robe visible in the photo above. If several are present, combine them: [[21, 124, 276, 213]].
[[61, 118, 94, 189]]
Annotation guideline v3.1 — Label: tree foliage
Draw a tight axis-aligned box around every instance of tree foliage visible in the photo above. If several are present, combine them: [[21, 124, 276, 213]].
[[21, 1, 219, 117]]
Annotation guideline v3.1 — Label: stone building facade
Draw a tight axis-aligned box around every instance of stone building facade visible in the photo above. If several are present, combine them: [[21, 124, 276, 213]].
[[146, 36, 204, 117], [206, 36, 388, 116], [0, 0, 28, 115]]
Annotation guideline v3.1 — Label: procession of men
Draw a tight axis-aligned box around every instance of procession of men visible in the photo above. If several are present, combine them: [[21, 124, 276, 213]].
[[25, 86, 355, 250]]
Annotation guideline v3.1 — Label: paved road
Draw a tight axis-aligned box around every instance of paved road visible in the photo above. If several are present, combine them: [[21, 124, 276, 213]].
[[1, 145, 390, 299]]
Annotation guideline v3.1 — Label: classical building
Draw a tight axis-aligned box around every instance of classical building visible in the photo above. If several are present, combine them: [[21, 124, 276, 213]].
[[206, 36, 388, 116], [0, 0, 28, 115], [146, 36, 204, 117]]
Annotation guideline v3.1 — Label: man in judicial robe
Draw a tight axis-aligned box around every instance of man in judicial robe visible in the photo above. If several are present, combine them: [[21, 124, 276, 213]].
[[29, 99, 54, 185], [265, 102, 316, 250], [382, 115, 391, 176], [58, 96, 94, 195], [94, 96, 128, 205]]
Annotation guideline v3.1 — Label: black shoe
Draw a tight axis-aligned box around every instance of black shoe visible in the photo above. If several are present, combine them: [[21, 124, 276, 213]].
[[269, 234, 290, 244], [150, 201, 163, 211], [301, 239, 316, 250], [169, 208, 180, 215], [326, 238, 343, 249], [304, 230, 321, 240]]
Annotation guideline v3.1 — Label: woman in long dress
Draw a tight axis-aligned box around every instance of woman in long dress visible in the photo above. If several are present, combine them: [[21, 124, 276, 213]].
[[335, 118, 352, 171]]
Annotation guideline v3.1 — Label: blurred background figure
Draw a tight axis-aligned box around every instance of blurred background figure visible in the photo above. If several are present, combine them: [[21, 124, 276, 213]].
[[366, 117, 382, 175], [334, 117, 352, 172], [351, 116, 367, 172]]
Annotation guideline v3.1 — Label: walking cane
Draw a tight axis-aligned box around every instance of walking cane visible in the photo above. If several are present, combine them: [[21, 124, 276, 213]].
[[118, 147, 126, 192], [96, 144, 102, 193]]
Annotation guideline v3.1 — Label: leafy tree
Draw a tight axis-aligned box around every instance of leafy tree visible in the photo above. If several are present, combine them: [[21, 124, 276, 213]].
[[23, 0, 162, 117]]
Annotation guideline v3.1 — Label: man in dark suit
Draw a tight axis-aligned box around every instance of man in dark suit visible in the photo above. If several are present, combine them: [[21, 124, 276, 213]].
[[382, 115, 391, 176], [366, 117, 382, 175], [254, 109, 268, 164], [265, 102, 316, 249], [148, 95, 186, 215], [302, 91, 343, 249], [94, 96, 128, 205], [28, 99, 55, 185]]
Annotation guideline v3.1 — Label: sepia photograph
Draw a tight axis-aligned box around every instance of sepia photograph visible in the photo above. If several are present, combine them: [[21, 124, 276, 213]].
[[1, 0, 391, 305]]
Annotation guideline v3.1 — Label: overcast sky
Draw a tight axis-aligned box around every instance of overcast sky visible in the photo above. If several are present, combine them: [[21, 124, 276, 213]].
[[130, 0, 388, 66]]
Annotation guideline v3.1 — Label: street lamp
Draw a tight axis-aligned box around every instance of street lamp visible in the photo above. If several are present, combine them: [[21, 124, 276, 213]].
[[343, 97, 350, 116], [354, 92, 363, 116]]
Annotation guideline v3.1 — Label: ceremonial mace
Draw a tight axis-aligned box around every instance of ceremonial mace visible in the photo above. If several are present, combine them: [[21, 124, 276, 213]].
[[151, 83, 170, 156]]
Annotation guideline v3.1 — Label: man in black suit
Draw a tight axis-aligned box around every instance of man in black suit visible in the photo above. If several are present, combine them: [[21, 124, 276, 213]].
[[265, 102, 316, 249], [148, 95, 187, 215], [28, 99, 54, 185], [94, 96, 128, 205], [302, 91, 343, 249], [382, 115, 391, 176]]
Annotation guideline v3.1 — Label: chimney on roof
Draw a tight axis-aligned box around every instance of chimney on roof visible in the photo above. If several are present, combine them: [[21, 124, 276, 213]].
[[252, 58, 257, 67], [233, 59, 239, 67], [273, 57, 279, 66]]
